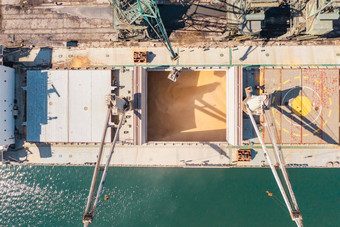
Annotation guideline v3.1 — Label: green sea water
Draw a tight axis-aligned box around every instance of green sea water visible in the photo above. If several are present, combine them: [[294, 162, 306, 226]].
[[0, 166, 339, 227]]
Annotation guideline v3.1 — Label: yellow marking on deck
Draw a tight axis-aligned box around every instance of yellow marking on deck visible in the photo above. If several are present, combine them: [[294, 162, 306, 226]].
[[329, 98, 332, 105], [303, 76, 309, 79], [276, 86, 281, 92], [294, 76, 300, 79], [292, 96, 312, 117], [313, 129, 320, 134], [323, 120, 328, 126], [323, 87, 329, 94], [275, 119, 280, 126], [259, 70, 263, 95], [302, 134, 309, 137], [272, 108, 275, 117], [283, 128, 289, 133], [293, 133, 300, 137], [328, 109, 332, 117], [314, 79, 321, 84], [283, 79, 290, 84]]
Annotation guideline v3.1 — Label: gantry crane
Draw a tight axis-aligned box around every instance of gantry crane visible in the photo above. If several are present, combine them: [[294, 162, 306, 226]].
[[228, 0, 281, 36], [82, 88, 303, 227], [304, 0, 340, 35], [110, 0, 178, 60], [226, 0, 340, 39], [243, 87, 303, 227], [83, 94, 132, 226]]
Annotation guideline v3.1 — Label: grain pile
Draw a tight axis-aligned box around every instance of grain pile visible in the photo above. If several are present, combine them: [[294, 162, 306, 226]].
[[148, 70, 226, 141]]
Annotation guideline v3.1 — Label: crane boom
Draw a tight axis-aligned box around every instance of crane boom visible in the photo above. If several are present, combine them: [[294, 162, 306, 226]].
[[83, 95, 131, 226], [244, 88, 303, 227], [110, 0, 179, 60]]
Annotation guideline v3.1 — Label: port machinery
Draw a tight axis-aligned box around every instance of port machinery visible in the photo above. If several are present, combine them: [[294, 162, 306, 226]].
[[107, 0, 340, 60], [83, 94, 132, 226], [82, 87, 304, 227], [80, 1, 326, 226], [109, 0, 178, 60], [243, 87, 303, 227], [228, 0, 340, 38], [111, 0, 340, 42]]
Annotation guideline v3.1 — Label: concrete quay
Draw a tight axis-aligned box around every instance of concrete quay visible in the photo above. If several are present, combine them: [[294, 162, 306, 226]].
[[1, 0, 340, 48]]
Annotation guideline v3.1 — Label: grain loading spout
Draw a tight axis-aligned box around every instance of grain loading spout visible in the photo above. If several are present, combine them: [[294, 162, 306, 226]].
[[243, 87, 303, 227], [83, 94, 132, 226]]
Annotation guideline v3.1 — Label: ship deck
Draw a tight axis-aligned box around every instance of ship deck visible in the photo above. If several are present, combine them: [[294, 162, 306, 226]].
[[3, 45, 340, 168], [262, 69, 339, 144]]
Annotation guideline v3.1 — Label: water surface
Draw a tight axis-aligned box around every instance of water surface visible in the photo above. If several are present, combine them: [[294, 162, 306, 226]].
[[1, 166, 339, 226]]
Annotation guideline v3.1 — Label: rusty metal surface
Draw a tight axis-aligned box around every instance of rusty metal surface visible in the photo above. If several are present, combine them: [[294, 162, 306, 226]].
[[301, 69, 339, 144], [262, 69, 281, 144], [133, 52, 147, 63], [281, 69, 302, 144], [263, 68, 339, 144]]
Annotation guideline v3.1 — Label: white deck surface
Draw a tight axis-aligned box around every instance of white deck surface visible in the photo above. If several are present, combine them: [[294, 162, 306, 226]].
[[26, 70, 112, 142], [0, 66, 15, 147]]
